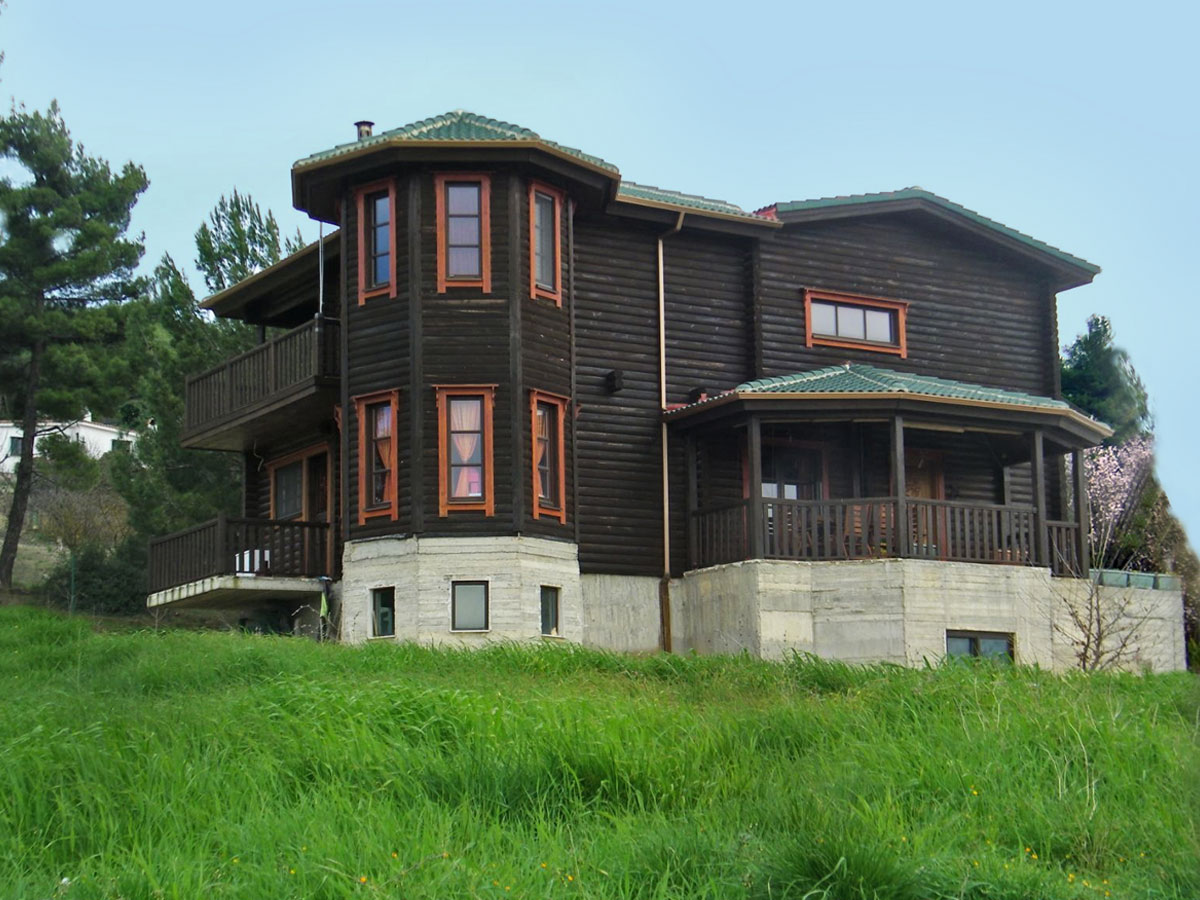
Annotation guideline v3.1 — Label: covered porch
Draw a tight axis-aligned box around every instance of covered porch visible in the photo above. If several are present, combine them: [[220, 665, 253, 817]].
[[669, 365, 1112, 577]]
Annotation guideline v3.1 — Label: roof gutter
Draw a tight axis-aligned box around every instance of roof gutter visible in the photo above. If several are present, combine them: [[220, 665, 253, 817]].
[[658, 211, 684, 652]]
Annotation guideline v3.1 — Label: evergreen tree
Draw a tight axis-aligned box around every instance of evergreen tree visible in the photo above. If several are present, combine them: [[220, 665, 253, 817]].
[[0, 102, 147, 589], [1060, 315, 1151, 444], [194, 189, 305, 294]]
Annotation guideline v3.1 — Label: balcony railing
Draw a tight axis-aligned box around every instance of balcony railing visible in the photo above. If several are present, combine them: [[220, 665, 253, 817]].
[[183, 316, 339, 436], [690, 497, 1083, 575], [148, 515, 331, 594]]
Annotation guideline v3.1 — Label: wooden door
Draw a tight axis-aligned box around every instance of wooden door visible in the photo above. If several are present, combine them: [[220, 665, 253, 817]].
[[905, 450, 946, 557]]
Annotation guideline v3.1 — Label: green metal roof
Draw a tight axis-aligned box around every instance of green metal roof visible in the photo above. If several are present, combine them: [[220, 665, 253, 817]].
[[294, 109, 619, 174], [774, 188, 1099, 275], [615, 181, 772, 223]]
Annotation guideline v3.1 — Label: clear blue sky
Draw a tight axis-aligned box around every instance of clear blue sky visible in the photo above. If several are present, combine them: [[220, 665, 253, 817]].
[[4, 0, 1197, 549]]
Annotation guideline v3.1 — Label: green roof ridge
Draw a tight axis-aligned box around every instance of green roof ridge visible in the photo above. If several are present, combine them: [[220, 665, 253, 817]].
[[773, 188, 1099, 275], [616, 181, 763, 220]]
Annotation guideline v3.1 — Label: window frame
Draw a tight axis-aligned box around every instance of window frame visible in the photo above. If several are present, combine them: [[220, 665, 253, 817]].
[[434, 173, 492, 294], [267, 443, 332, 522], [451, 580, 489, 632], [355, 179, 397, 305], [945, 630, 1014, 661], [529, 390, 567, 523], [372, 586, 396, 638], [803, 288, 908, 358], [528, 180, 564, 305], [436, 385, 496, 517], [353, 389, 400, 524]]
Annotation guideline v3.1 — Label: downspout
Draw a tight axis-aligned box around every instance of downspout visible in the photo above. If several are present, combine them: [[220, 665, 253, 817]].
[[658, 211, 684, 652]]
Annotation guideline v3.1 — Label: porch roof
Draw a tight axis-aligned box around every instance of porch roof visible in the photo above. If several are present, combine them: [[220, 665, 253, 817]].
[[665, 364, 1112, 446]]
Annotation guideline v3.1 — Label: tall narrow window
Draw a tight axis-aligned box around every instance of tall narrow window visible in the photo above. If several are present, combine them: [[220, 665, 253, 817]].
[[372, 587, 396, 638], [354, 389, 400, 524], [355, 180, 397, 304], [436, 385, 495, 516], [274, 461, 304, 520], [803, 289, 908, 358], [434, 173, 491, 293], [529, 181, 564, 304], [530, 390, 567, 522], [540, 586, 560, 637]]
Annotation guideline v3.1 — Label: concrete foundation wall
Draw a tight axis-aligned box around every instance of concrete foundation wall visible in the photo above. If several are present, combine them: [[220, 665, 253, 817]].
[[579, 574, 662, 652], [340, 535, 582, 645], [671, 559, 1186, 672]]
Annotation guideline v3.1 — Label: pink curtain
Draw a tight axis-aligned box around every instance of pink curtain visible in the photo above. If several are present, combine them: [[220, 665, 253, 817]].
[[450, 399, 482, 497]]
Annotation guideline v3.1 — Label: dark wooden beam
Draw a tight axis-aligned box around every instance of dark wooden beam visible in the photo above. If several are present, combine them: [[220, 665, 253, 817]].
[[509, 176, 524, 529], [1030, 429, 1049, 566], [1072, 448, 1089, 575], [748, 416, 763, 559], [892, 415, 908, 556], [686, 433, 698, 569], [407, 173, 424, 533]]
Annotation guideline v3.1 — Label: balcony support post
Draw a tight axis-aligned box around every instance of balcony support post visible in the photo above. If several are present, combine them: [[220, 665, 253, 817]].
[[1072, 447, 1089, 576], [747, 416, 763, 559], [892, 415, 908, 557], [1030, 429, 1049, 567], [686, 433, 698, 569]]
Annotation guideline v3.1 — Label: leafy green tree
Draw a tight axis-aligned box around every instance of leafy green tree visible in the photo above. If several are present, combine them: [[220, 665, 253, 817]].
[[1061, 315, 1151, 444], [0, 102, 147, 589], [194, 189, 305, 294]]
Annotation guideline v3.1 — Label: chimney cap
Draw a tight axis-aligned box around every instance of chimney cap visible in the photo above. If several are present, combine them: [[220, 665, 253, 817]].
[[354, 120, 374, 140]]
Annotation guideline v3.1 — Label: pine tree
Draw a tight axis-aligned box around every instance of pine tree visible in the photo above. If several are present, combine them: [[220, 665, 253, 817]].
[[0, 102, 147, 589]]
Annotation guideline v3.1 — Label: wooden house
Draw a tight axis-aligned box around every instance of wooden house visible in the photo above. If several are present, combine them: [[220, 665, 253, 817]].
[[146, 111, 1185, 669]]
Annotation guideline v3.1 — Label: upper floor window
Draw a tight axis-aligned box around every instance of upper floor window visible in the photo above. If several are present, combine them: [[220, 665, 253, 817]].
[[267, 444, 330, 523], [355, 180, 397, 305], [436, 385, 496, 516], [354, 389, 400, 524], [529, 181, 564, 304], [435, 173, 492, 293], [803, 288, 908, 358], [530, 390, 567, 522]]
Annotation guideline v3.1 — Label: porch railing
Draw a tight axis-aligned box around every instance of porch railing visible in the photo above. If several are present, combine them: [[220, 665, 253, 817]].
[[691, 496, 1077, 573], [184, 316, 339, 433], [148, 515, 331, 594]]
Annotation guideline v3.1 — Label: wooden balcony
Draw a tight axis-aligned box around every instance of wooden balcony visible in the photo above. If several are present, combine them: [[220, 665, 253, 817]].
[[148, 515, 333, 608], [690, 497, 1083, 576], [182, 316, 339, 451]]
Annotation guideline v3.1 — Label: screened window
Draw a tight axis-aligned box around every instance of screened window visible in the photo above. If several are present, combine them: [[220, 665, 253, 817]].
[[437, 386, 495, 516], [452, 581, 488, 631], [804, 289, 908, 358], [372, 587, 395, 638], [946, 631, 1014, 661], [436, 174, 491, 292], [366, 191, 390, 289], [274, 460, 303, 519], [540, 585, 560, 637]]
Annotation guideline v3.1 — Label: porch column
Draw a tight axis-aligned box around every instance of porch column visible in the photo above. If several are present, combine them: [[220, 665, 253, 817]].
[[686, 433, 698, 568], [891, 415, 907, 557], [1030, 429, 1049, 567], [747, 416, 763, 559], [1072, 448, 1090, 575]]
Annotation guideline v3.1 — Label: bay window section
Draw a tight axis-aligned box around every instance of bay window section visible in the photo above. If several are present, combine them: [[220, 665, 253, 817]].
[[435, 173, 492, 293], [436, 385, 496, 516], [529, 181, 564, 304], [803, 288, 908, 357], [530, 390, 567, 522], [354, 389, 400, 524], [355, 180, 397, 304]]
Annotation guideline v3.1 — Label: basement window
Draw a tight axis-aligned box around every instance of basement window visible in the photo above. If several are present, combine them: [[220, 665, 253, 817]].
[[540, 585, 560, 637], [451, 581, 489, 631], [945, 630, 1013, 661], [372, 587, 396, 638]]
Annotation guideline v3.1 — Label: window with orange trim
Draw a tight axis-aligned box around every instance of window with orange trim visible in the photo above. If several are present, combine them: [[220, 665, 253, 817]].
[[354, 389, 400, 524], [803, 288, 908, 358], [528, 181, 564, 304], [434, 173, 491, 293], [436, 385, 495, 516], [530, 390, 567, 522], [355, 180, 397, 304]]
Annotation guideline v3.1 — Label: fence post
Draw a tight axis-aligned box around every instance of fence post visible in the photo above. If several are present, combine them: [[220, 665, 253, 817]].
[[216, 514, 228, 575]]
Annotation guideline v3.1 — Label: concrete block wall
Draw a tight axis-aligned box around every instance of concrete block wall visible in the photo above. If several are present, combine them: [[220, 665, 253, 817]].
[[339, 535, 582, 645], [579, 574, 662, 652]]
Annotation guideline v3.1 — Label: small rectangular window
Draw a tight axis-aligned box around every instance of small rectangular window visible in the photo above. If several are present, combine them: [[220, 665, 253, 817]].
[[540, 585, 560, 636], [110, 439, 131, 452], [8, 436, 23, 456], [452, 581, 488, 631], [435, 174, 492, 293], [372, 587, 396, 637], [804, 289, 908, 357], [946, 630, 1013, 661]]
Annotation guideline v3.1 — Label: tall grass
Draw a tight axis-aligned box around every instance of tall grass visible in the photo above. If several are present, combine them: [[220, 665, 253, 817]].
[[0, 607, 1196, 899]]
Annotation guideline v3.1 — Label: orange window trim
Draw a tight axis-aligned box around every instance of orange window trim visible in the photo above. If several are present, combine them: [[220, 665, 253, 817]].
[[353, 389, 400, 525], [434, 172, 492, 294], [530, 390, 568, 523], [435, 384, 497, 517], [803, 288, 909, 358], [528, 180, 564, 305], [266, 443, 332, 521], [355, 179, 398, 305]]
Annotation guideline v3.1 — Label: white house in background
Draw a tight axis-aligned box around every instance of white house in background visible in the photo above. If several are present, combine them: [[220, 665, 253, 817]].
[[0, 415, 133, 475]]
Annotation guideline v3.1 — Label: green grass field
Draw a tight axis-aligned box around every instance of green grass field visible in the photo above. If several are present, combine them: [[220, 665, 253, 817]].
[[1, 607, 1196, 899]]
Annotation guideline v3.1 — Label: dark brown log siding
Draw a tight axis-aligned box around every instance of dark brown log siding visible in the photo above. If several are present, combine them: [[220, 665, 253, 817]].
[[758, 214, 1059, 397]]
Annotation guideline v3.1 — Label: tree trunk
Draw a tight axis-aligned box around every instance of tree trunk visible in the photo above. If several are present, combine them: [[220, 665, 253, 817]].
[[0, 340, 43, 590]]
